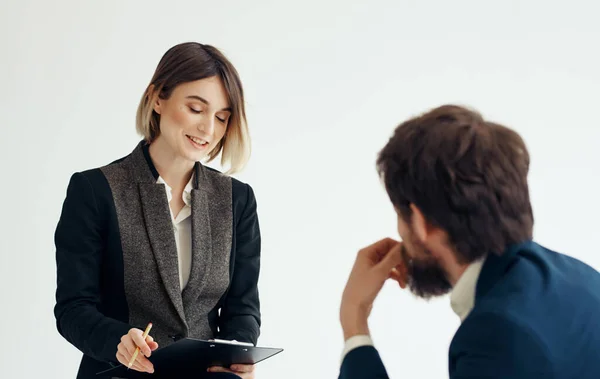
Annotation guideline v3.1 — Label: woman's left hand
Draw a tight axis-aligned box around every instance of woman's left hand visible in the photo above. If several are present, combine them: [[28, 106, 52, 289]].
[[207, 364, 255, 378]]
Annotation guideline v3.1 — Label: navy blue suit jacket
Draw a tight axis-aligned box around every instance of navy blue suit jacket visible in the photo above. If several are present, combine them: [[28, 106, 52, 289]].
[[339, 241, 600, 378]]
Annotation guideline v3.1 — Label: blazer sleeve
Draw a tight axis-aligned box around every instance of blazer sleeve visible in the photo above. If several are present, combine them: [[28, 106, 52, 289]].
[[450, 312, 551, 378], [339, 346, 390, 379], [54, 172, 131, 363], [216, 182, 261, 345]]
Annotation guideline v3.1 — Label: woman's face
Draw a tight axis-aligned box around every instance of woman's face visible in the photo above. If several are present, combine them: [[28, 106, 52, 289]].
[[153, 76, 231, 162]]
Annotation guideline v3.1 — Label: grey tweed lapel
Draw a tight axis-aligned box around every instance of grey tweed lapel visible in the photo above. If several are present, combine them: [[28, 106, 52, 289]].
[[131, 146, 187, 327], [181, 163, 232, 313], [181, 178, 213, 308], [114, 143, 233, 340]]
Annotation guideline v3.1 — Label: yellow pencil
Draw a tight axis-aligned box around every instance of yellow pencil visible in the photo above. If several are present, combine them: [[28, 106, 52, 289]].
[[128, 322, 153, 369]]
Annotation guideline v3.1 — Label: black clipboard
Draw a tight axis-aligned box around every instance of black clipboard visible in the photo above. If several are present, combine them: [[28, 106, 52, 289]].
[[96, 338, 283, 378]]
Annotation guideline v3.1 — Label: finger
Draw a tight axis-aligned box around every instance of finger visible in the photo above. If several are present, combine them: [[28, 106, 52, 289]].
[[131, 330, 152, 357], [122, 351, 150, 373], [120, 343, 154, 373], [121, 335, 138, 357], [207, 366, 233, 373], [389, 267, 401, 280], [131, 359, 150, 373], [145, 335, 159, 351], [230, 364, 255, 373], [359, 238, 401, 263], [116, 350, 128, 367], [117, 351, 149, 373], [128, 349, 154, 372], [375, 243, 403, 273], [389, 267, 407, 289]]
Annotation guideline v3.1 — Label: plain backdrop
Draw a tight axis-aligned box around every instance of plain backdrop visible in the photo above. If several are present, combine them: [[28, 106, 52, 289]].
[[1, 0, 599, 378]]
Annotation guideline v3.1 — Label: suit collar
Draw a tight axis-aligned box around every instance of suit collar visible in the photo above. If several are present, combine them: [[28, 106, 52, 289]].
[[134, 140, 207, 192], [130, 140, 159, 184], [126, 140, 228, 327], [475, 240, 535, 301], [450, 256, 486, 321], [141, 141, 160, 180], [156, 174, 194, 206]]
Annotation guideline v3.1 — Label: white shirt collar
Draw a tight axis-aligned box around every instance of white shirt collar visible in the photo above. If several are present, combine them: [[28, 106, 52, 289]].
[[450, 256, 486, 322], [156, 174, 194, 206]]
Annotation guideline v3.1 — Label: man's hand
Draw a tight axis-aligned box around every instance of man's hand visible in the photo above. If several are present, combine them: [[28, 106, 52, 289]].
[[340, 238, 407, 340], [207, 363, 255, 378]]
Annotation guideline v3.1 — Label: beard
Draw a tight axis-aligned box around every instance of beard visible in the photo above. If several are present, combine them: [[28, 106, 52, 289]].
[[400, 237, 452, 299]]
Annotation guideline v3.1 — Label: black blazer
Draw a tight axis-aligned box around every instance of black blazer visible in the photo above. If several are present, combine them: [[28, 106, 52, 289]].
[[54, 141, 261, 379], [338, 241, 600, 378]]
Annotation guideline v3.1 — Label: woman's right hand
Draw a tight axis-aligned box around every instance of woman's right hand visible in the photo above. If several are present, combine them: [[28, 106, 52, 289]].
[[116, 328, 159, 373]]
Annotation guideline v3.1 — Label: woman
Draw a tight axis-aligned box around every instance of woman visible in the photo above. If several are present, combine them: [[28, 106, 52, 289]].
[[54, 42, 261, 379]]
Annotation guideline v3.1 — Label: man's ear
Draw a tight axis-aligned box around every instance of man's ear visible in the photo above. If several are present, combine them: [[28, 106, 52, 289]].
[[410, 203, 446, 245], [410, 203, 429, 243]]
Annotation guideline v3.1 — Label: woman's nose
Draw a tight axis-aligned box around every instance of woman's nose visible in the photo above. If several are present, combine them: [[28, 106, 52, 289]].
[[197, 116, 215, 135]]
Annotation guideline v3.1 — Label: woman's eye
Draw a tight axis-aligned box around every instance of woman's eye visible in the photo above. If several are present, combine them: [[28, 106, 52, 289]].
[[216, 116, 227, 124], [189, 107, 202, 114]]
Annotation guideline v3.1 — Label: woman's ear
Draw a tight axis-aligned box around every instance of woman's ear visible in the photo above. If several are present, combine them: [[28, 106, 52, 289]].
[[148, 85, 161, 114]]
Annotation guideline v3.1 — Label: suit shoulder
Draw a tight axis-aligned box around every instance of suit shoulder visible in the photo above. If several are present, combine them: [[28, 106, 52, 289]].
[[449, 310, 554, 377], [534, 242, 600, 279], [203, 166, 256, 200], [74, 153, 129, 179], [456, 309, 533, 334], [231, 177, 253, 195], [67, 153, 130, 201], [451, 310, 549, 359], [231, 177, 257, 205], [203, 165, 229, 183]]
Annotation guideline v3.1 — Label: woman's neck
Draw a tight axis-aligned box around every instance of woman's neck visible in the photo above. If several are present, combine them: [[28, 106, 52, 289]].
[[148, 137, 194, 190]]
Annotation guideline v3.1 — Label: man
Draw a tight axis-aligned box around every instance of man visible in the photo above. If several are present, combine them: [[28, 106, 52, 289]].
[[339, 105, 600, 378]]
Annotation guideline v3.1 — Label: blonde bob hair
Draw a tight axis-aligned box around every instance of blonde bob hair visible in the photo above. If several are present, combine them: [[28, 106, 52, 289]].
[[136, 42, 250, 174]]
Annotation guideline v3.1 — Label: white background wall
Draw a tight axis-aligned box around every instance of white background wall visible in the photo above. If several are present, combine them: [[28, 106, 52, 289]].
[[1, 0, 599, 378]]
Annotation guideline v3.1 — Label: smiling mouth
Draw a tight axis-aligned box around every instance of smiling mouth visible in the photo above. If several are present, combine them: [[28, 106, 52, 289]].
[[186, 135, 209, 148]]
